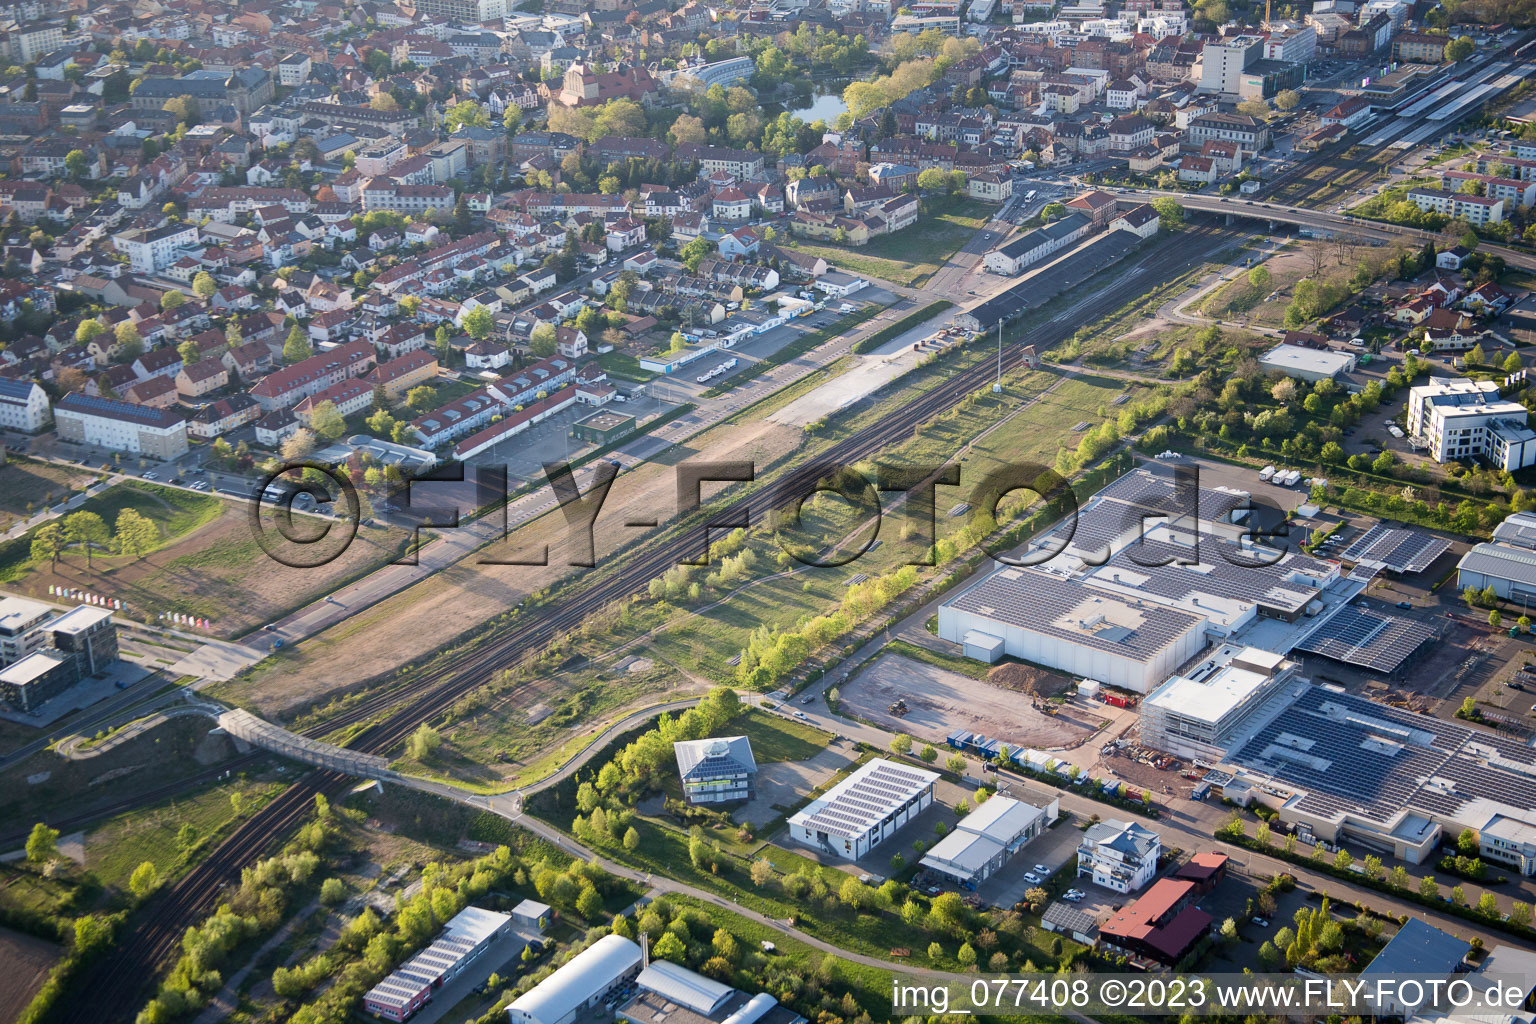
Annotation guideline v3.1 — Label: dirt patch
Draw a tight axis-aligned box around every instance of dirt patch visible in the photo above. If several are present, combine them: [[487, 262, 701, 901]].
[[215, 417, 802, 718], [0, 460, 97, 519], [987, 662, 1071, 699], [1116, 316, 1182, 344], [8, 506, 414, 639], [0, 926, 60, 1023], [842, 652, 1106, 750]]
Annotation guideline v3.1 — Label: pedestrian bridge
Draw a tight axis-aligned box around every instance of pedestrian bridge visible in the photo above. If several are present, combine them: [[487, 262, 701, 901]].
[[218, 708, 392, 777]]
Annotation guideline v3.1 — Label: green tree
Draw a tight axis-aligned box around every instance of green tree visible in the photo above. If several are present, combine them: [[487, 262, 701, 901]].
[[443, 100, 490, 131], [192, 271, 217, 299], [26, 822, 58, 863], [405, 386, 437, 412], [919, 744, 938, 763], [308, 400, 346, 441], [946, 752, 967, 773], [283, 326, 312, 363], [1274, 89, 1301, 110], [129, 860, 159, 898], [575, 885, 603, 920], [64, 148, 89, 179], [407, 724, 442, 761], [1153, 196, 1185, 230], [530, 323, 557, 358], [160, 290, 185, 311], [75, 318, 105, 345], [652, 931, 686, 963], [1445, 35, 1475, 61], [114, 321, 141, 360], [112, 508, 158, 559], [889, 733, 913, 755], [1489, 608, 1503, 629], [30, 521, 65, 568], [63, 510, 108, 568], [462, 305, 494, 342]]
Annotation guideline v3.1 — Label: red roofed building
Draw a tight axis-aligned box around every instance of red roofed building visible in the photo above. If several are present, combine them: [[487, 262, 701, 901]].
[[293, 378, 374, 425], [1098, 878, 1212, 965], [249, 339, 376, 410]]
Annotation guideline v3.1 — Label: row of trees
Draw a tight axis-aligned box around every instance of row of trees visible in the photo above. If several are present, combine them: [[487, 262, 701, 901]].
[[31, 508, 158, 570]]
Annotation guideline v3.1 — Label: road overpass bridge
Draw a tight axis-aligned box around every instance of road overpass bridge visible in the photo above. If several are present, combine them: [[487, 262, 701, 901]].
[[1117, 189, 1536, 272]]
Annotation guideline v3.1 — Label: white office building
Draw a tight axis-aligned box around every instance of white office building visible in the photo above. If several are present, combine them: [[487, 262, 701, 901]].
[[788, 759, 939, 860], [673, 736, 757, 805], [1139, 645, 1298, 760], [1406, 377, 1536, 470], [919, 793, 1059, 888], [0, 596, 54, 667], [1198, 35, 1263, 95], [1076, 819, 1161, 892]]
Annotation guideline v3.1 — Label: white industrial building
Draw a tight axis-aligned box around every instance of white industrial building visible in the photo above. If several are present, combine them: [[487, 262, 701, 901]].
[[1407, 377, 1536, 471], [364, 907, 512, 1022], [111, 223, 199, 274], [673, 736, 757, 805], [787, 758, 939, 860], [919, 793, 1059, 888], [939, 567, 1209, 694], [1076, 819, 1161, 892], [1457, 512, 1536, 602], [1139, 645, 1299, 760], [618, 960, 805, 1024], [1258, 343, 1357, 382], [507, 934, 644, 1024]]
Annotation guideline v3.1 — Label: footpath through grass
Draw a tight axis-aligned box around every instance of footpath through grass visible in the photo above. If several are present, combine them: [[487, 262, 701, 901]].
[[0, 481, 222, 583]]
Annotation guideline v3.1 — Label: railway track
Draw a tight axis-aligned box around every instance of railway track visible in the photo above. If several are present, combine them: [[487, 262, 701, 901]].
[[48, 223, 1257, 1023]]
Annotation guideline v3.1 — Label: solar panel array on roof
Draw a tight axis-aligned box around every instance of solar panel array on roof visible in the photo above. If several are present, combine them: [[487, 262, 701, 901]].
[[794, 759, 938, 841], [1294, 606, 1436, 674], [1340, 524, 1451, 574]]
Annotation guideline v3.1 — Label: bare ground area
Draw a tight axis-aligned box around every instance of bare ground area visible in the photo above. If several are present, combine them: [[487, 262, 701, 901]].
[[0, 926, 59, 1024], [212, 417, 803, 719], [9, 507, 415, 640], [841, 652, 1106, 750]]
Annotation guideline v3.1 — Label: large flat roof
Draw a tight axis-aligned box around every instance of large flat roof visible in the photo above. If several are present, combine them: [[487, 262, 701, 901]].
[[947, 566, 1207, 665], [788, 758, 938, 841], [1258, 343, 1354, 376]]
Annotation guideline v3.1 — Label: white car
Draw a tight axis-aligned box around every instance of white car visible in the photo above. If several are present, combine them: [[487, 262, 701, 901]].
[[1033, 864, 1049, 874], [1023, 872, 1043, 884]]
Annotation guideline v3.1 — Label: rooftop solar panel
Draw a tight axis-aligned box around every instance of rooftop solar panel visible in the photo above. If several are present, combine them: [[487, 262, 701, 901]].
[[1295, 606, 1436, 674]]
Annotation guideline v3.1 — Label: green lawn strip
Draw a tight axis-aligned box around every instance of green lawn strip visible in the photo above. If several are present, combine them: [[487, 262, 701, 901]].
[[850, 301, 956, 355], [735, 707, 833, 762], [595, 350, 656, 382], [782, 198, 998, 288]]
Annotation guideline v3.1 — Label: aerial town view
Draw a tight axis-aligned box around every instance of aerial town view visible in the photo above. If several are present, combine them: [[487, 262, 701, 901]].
[[5, 0, 1536, 1020]]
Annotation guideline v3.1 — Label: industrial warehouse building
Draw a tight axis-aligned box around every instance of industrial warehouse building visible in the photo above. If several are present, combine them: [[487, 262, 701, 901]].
[[506, 934, 644, 1024], [937, 464, 1380, 690], [787, 758, 939, 860], [919, 793, 1059, 888], [1257, 343, 1357, 382], [1202, 685, 1536, 869], [572, 410, 636, 445], [673, 736, 757, 805], [1457, 511, 1536, 602], [363, 906, 512, 1022], [939, 566, 1209, 693], [617, 960, 805, 1024]]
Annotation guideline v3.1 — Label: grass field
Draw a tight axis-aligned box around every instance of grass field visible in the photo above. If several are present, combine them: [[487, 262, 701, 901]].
[[0, 480, 417, 637], [736, 707, 833, 762], [84, 777, 285, 893], [0, 459, 102, 519], [595, 350, 656, 382], [782, 197, 996, 287], [0, 481, 223, 583]]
